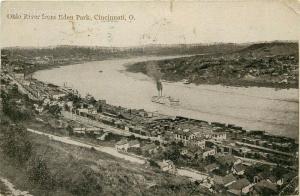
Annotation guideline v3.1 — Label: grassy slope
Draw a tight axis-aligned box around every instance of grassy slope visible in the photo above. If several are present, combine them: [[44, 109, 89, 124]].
[[0, 132, 211, 196]]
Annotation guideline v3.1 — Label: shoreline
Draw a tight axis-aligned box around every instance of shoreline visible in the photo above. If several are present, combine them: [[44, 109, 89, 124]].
[[126, 63, 298, 90], [31, 58, 298, 140]]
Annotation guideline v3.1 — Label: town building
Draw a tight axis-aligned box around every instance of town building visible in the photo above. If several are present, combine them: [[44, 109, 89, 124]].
[[202, 147, 216, 159], [231, 163, 247, 176], [158, 160, 176, 174], [141, 143, 159, 155], [115, 139, 141, 152], [204, 163, 220, 173], [227, 178, 253, 195], [174, 128, 199, 145], [253, 180, 278, 195], [213, 174, 236, 187], [115, 139, 129, 152]]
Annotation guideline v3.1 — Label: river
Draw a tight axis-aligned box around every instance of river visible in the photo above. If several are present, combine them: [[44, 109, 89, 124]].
[[33, 55, 299, 139]]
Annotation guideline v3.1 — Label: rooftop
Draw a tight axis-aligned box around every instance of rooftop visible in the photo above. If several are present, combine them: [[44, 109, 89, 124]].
[[254, 180, 277, 193], [227, 178, 251, 190], [204, 163, 219, 171], [128, 140, 140, 147], [213, 174, 236, 186], [232, 163, 247, 173], [116, 139, 128, 146]]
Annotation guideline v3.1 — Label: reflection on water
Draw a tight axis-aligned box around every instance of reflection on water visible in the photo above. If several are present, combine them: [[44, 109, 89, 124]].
[[33, 56, 299, 139]]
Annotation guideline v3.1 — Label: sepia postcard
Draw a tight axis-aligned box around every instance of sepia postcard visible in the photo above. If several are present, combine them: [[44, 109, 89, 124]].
[[0, 0, 299, 195]]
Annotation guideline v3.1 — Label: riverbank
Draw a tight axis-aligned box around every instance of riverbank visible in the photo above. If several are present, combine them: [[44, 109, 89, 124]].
[[126, 60, 298, 89], [126, 42, 299, 89]]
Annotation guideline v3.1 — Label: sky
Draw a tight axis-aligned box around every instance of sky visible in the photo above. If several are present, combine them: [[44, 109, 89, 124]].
[[1, 0, 300, 47]]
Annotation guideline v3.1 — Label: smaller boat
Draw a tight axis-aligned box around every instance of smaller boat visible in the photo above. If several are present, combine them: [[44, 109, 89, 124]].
[[183, 79, 191, 84], [151, 96, 180, 106], [99, 70, 103, 73]]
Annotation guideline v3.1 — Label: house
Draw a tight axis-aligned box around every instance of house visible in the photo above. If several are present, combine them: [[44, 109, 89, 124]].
[[202, 147, 216, 159], [195, 139, 206, 149], [254, 172, 269, 183], [77, 108, 89, 116], [43, 98, 51, 106], [141, 143, 159, 155], [73, 130, 85, 136], [115, 139, 141, 152], [128, 140, 141, 148], [174, 129, 200, 145], [282, 172, 295, 185], [115, 139, 129, 152], [211, 132, 227, 141], [216, 155, 240, 167], [227, 178, 253, 196], [190, 137, 206, 149], [205, 163, 220, 173], [213, 174, 236, 187], [14, 73, 25, 80], [180, 148, 189, 156], [254, 171, 285, 186], [158, 160, 176, 174], [52, 93, 66, 100], [253, 180, 278, 195], [267, 175, 283, 186], [231, 163, 247, 176], [96, 132, 109, 141], [33, 104, 44, 113]]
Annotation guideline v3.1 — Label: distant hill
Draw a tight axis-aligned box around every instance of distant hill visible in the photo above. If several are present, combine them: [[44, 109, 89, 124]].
[[1, 43, 246, 74], [235, 42, 298, 57], [1, 43, 245, 58], [127, 42, 299, 88]]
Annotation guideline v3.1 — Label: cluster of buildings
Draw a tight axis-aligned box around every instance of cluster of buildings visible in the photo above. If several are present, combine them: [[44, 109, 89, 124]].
[[2, 65, 298, 195]]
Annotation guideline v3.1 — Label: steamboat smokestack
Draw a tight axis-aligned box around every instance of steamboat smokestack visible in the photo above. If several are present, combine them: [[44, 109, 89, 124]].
[[156, 80, 163, 96]]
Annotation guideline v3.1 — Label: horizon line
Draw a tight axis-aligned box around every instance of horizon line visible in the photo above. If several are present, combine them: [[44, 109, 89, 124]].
[[1, 40, 298, 50]]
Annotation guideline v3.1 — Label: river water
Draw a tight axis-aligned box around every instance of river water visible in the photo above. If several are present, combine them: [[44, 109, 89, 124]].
[[33, 56, 299, 139]]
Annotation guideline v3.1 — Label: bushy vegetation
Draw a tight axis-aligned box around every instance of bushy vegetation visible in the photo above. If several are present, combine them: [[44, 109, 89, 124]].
[[1, 87, 32, 122], [0, 123, 32, 164]]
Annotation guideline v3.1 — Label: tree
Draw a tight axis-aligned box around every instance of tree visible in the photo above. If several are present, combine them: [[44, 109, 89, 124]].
[[205, 155, 216, 164], [48, 104, 62, 118], [128, 134, 136, 140], [68, 166, 102, 195], [97, 104, 103, 113], [154, 140, 160, 146], [149, 159, 160, 168], [67, 125, 73, 136], [27, 156, 53, 189], [64, 104, 70, 111], [11, 83, 19, 95], [163, 143, 181, 163], [2, 99, 31, 122], [0, 125, 32, 164]]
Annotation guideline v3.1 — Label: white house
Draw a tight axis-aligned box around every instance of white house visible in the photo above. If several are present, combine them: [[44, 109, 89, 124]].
[[52, 93, 66, 100], [158, 160, 176, 174], [115, 139, 129, 152], [115, 139, 140, 152], [202, 147, 216, 159]]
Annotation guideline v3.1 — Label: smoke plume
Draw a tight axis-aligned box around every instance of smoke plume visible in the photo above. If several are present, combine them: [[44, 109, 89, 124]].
[[146, 62, 163, 96]]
